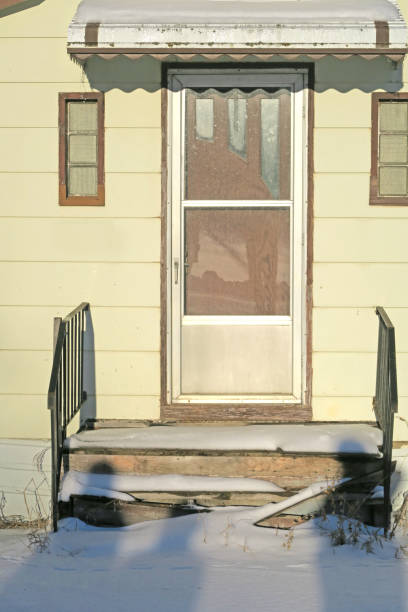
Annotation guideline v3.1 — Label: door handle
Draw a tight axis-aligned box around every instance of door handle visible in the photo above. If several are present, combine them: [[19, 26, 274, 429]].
[[174, 258, 179, 284]]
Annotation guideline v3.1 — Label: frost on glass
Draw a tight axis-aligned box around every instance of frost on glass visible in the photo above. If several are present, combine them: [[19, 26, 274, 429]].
[[185, 87, 291, 200], [379, 166, 407, 195], [380, 134, 408, 164], [195, 98, 214, 141], [261, 98, 280, 199], [380, 102, 408, 132], [69, 166, 98, 196], [68, 101, 97, 132], [67, 100, 98, 197], [228, 97, 247, 158], [69, 135, 97, 164], [377, 101, 408, 198]]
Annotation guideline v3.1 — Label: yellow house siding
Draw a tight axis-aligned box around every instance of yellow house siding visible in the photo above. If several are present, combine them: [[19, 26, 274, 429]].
[[105, 89, 162, 128], [0, 172, 161, 217], [315, 89, 371, 128], [0, 39, 82, 82], [105, 128, 161, 173], [0, 1, 162, 437], [1, 0, 408, 443], [0, 218, 160, 262], [313, 308, 408, 353], [313, 46, 408, 441], [0, 306, 160, 352], [314, 129, 371, 173], [315, 173, 408, 218], [0, 127, 57, 172], [315, 219, 408, 262], [0, 262, 160, 305]]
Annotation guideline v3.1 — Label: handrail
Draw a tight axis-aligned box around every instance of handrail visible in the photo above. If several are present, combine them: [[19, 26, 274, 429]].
[[373, 306, 398, 534], [47, 302, 90, 531]]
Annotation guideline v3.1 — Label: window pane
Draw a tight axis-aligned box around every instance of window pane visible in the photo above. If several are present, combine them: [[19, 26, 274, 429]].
[[69, 134, 97, 164], [380, 102, 408, 132], [185, 88, 291, 200], [379, 166, 407, 195], [228, 98, 247, 158], [184, 208, 290, 315], [261, 98, 280, 199], [380, 134, 408, 163], [195, 98, 214, 141], [68, 166, 98, 196], [68, 101, 97, 132]]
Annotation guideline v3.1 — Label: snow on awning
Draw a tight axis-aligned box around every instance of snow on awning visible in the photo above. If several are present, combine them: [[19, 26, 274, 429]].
[[67, 0, 408, 62]]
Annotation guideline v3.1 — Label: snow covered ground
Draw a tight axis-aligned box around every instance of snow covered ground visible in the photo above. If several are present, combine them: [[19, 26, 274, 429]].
[[1, 510, 408, 612]]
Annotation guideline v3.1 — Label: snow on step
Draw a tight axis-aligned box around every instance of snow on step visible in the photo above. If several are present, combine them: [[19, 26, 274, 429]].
[[59, 471, 284, 503], [65, 424, 382, 455]]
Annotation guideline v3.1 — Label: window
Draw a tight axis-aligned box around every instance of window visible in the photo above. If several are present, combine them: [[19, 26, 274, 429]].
[[371, 93, 408, 206], [59, 92, 104, 206]]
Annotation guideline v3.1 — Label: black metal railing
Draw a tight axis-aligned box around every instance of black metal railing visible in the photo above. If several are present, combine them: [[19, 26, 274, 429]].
[[373, 307, 398, 533], [47, 302, 89, 531]]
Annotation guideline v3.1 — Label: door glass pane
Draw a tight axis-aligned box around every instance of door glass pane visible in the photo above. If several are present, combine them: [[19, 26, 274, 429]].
[[195, 98, 214, 141], [228, 98, 247, 158], [184, 208, 290, 316], [185, 88, 291, 200]]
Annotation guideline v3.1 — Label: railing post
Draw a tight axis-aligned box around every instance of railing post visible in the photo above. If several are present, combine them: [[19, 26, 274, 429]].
[[374, 307, 398, 534], [53, 317, 62, 353], [51, 317, 62, 532], [50, 395, 59, 532]]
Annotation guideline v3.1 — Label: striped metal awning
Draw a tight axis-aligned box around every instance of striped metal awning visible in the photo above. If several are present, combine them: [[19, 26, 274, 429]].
[[68, 0, 408, 62]]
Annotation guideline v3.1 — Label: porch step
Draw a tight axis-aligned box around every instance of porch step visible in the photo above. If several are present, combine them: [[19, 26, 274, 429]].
[[60, 484, 385, 529], [63, 423, 383, 491], [60, 423, 387, 528], [65, 451, 383, 491]]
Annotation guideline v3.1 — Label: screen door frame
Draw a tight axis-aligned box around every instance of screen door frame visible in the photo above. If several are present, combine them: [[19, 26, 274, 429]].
[[166, 67, 309, 405]]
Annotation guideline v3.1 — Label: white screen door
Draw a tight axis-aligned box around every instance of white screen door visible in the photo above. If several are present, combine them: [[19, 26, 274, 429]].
[[168, 69, 307, 404]]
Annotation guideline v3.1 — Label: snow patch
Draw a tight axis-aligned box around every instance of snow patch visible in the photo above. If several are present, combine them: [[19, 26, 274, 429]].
[[392, 447, 408, 512], [65, 424, 382, 455], [59, 471, 284, 503], [73, 0, 402, 26]]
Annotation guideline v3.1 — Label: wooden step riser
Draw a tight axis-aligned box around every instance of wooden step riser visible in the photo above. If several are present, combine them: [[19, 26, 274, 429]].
[[126, 487, 382, 515], [62, 496, 307, 529], [62, 493, 385, 529], [65, 452, 383, 490]]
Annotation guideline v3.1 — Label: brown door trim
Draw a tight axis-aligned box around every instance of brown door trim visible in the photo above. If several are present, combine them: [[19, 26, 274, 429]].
[[160, 62, 314, 422]]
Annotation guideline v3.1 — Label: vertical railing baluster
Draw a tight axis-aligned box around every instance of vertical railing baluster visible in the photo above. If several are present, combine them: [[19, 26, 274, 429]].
[[63, 328, 67, 431], [77, 313, 80, 410], [66, 325, 69, 428], [80, 309, 84, 402], [70, 319, 73, 418], [73, 314, 77, 414]]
